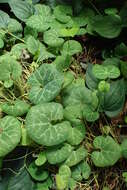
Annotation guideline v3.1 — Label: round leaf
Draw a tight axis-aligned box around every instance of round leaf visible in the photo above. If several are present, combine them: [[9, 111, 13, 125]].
[[91, 136, 121, 167], [28, 64, 64, 104]]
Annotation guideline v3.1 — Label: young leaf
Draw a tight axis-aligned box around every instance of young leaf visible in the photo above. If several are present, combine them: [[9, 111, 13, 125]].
[[91, 136, 121, 167], [0, 116, 21, 157], [92, 64, 120, 80], [83, 106, 99, 122], [25, 103, 72, 146], [56, 165, 71, 190], [61, 40, 82, 56], [1, 99, 30, 117], [72, 161, 91, 181], [35, 152, 47, 166], [28, 162, 49, 181]]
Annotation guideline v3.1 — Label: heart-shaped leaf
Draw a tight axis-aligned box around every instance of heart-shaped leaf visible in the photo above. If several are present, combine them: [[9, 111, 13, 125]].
[[0, 55, 22, 82], [0, 116, 21, 157], [9, 0, 35, 21], [26, 102, 72, 146], [43, 29, 64, 47], [91, 136, 121, 167], [91, 15, 122, 38], [65, 146, 88, 167], [72, 161, 91, 181], [28, 64, 64, 104], [53, 5, 72, 24]]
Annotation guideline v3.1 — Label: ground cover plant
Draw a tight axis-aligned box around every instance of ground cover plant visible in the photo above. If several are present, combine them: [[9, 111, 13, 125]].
[[0, 0, 127, 189]]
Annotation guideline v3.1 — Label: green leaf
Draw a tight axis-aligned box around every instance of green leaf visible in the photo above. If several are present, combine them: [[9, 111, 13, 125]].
[[59, 27, 79, 37], [121, 139, 127, 159], [26, 15, 51, 32], [9, 0, 35, 21], [61, 40, 82, 56], [11, 43, 27, 59], [0, 10, 10, 29], [91, 15, 122, 38], [83, 106, 99, 122], [46, 143, 73, 164], [8, 18, 23, 34], [115, 43, 127, 57], [8, 169, 35, 190], [54, 5, 72, 24], [36, 177, 53, 190], [0, 55, 22, 82], [28, 162, 49, 181], [35, 4, 51, 16], [26, 35, 39, 55], [56, 165, 71, 190], [72, 161, 91, 181], [43, 29, 64, 47], [120, 61, 127, 79], [62, 85, 98, 111], [0, 38, 4, 48], [35, 152, 47, 166], [98, 81, 110, 92], [92, 64, 120, 80], [85, 64, 100, 90], [26, 102, 72, 146], [103, 57, 120, 67], [28, 64, 64, 104], [73, 8, 95, 27], [1, 99, 30, 117], [53, 55, 71, 71], [67, 125, 86, 145], [64, 105, 83, 126], [65, 146, 88, 167], [100, 80, 125, 117], [91, 136, 121, 167], [63, 71, 74, 88], [4, 79, 13, 88], [0, 116, 21, 157], [104, 8, 118, 15]]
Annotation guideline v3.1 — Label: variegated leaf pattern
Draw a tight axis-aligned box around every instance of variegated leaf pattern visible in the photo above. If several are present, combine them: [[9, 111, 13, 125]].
[[25, 102, 72, 146], [46, 143, 74, 164], [28, 64, 64, 104], [0, 116, 21, 157]]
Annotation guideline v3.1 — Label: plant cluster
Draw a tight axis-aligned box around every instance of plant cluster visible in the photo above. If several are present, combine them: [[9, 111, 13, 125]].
[[0, 0, 127, 189]]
